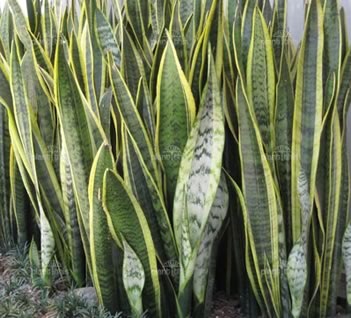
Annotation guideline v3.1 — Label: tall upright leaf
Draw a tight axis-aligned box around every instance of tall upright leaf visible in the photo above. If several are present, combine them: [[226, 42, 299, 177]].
[[156, 35, 196, 206], [173, 50, 225, 316], [291, 0, 324, 242], [89, 143, 118, 312], [246, 8, 275, 151]]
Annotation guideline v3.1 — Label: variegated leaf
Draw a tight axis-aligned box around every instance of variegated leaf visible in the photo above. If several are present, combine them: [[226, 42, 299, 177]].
[[193, 173, 229, 303], [156, 34, 196, 205], [122, 238, 145, 318], [287, 240, 307, 318]]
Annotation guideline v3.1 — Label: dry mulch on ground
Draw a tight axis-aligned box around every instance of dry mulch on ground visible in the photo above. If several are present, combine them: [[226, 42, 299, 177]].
[[210, 292, 244, 318]]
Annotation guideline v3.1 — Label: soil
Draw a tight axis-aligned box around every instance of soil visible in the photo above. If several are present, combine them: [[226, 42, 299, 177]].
[[210, 292, 244, 318]]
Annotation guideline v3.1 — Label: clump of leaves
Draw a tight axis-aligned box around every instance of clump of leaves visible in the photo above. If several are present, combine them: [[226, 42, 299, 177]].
[[54, 291, 123, 318], [0, 246, 124, 318]]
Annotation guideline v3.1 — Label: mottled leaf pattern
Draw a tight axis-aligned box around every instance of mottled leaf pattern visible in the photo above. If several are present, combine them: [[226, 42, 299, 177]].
[[122, 238, 145, 317], [193, 173, 229, 302], [287, 240, 307, 318]]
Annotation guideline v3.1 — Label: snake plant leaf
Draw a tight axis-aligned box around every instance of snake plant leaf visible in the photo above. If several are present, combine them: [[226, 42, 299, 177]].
[[99, 88, 112, 143], [319, 111, 342, 317], [173, 49, 225, 250], [102, 169, 162, 317], [89, 143, 117, 312], [21, 52, 54, 150], [150, 29, 167, 101], [79, 22, 99, 117], [193, 172, 229, 303], [343, 221, 351, 305], [286, 169, 310, 317], [291, 0, 324, 242], [275, 54, 294, 249], [121, 27, 148, 101], [54, 42, 94, 269], [188, 0, 219, 104], [135, 78, 156, 143], [0, 3, 13, 61], [83, 0, 105, 99], [41, 0, 53, 58], [125, 0, 148, 46], [315, 75, 336, 246], [337, 50, 351, 127], [340, 7, 348, 60], [8, 0, 32, 49], [122, 238, 145, 318], [179, 0, 193, 26], [174, 50, 225, 317], [241, 0, 256, 71], [225, 171, 266, 312], [109, 62, 160, 186], [40, 203, 55, 285], [323, 0, 342, 79], [317, 4, 342, 301], [236, 77, 280, 315], [232, 4, 245, 83], [70, 31, 84, 94], [10, 42, 36, 176], [262, 0, 273, 23], [60, 143, 85, 286], [95, 8, 121, 67], [328, 125, 350, 314], [123, 128, 178, 266], [31, 119, 67, 234], [223, 0, 238, 53], [0, 64, 12, 245], [272, 0, 287, 70], [10, 151, 29, 246], [169, 1, 188, 73], [26, 0, 38, 34], [287, 239, 307, 318], [246, 8, 275, 151], [222, 0, 238, 85], [156, 34, 196, 205], [29, 238, 40, 269], [150, 0, 165, 40]]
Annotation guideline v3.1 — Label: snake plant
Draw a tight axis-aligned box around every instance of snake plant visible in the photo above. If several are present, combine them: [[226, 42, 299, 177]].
[[0, 0, 350, 317]]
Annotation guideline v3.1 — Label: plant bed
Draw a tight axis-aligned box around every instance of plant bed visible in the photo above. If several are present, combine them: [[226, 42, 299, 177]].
[[0, 248, 120, 318]]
